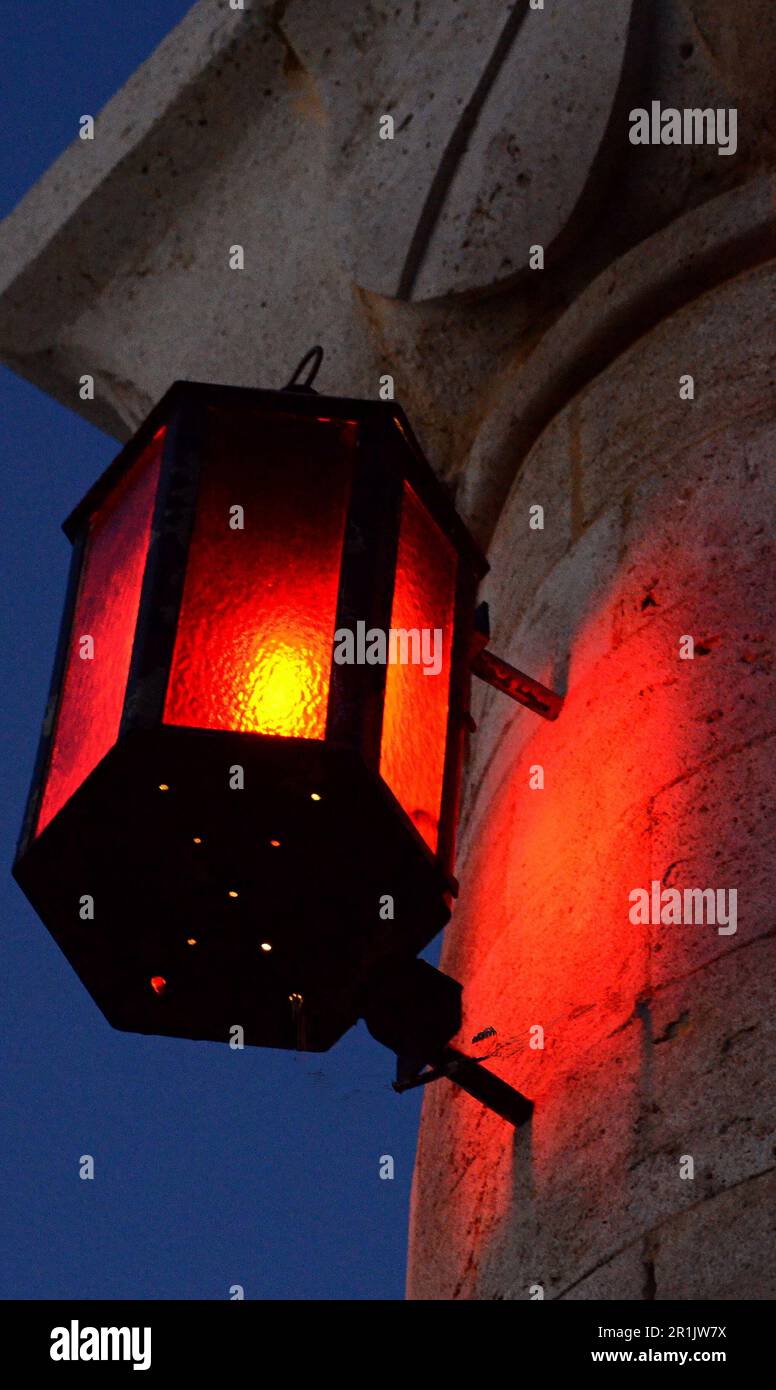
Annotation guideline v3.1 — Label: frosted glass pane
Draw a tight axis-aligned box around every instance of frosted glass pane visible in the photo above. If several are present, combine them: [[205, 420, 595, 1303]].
[[380, 484, 457, 852], [37, 435, 163, 833], [164, 410, 353, 739]]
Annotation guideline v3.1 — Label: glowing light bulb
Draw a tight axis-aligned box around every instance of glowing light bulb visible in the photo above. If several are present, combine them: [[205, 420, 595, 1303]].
[[150, 976, 167, 995], [260, 942, 272, 953]]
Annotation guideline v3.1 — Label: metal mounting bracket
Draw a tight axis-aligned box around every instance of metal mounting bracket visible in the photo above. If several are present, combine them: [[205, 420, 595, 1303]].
[[393, 1047, 533, 1128], [471, 602, 564, 721]]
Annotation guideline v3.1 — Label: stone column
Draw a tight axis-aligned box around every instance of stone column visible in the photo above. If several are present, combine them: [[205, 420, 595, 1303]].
[[407, 185, 776, 1300]]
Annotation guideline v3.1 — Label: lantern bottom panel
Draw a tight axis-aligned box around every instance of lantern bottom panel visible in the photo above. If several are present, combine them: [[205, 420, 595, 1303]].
[[13, 726, 454, 1052]]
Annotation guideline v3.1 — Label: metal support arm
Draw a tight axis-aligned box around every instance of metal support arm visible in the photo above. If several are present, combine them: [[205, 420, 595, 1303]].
[[393, 1047, 533, 1128], [470, 602, 564, 721], [472, 647, 563, 721]]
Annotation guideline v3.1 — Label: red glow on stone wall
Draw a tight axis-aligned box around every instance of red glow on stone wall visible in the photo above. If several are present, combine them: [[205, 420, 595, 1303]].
[[379, 483, 457, 853], [164, 411, 353, 739], [36, 435, 163, 834], [409, 583, 685, 1296]]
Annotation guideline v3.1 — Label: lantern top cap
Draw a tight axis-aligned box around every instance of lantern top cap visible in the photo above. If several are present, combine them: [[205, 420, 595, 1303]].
[[62, 378, 488, 577]]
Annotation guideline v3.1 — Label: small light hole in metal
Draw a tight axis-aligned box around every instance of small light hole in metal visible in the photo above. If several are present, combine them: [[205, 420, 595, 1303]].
[[289, 991, 306, 1051]]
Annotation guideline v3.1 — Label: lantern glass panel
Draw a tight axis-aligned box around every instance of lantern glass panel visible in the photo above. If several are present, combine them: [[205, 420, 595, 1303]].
[[379, 481, 457, 852], [36, 432, 164, 834], [163, 407, 354, 739]]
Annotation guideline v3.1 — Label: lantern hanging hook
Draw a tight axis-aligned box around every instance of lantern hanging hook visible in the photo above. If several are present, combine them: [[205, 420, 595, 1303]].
[[284, 345, 324, 393]]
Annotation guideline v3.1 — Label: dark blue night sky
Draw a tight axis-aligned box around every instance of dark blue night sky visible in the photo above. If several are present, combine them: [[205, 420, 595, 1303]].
[[1, 1, 424, 1301]]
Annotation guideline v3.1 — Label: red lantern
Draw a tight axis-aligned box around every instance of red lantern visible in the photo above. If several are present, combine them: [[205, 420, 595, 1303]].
[[14, 353, 560, 1123]]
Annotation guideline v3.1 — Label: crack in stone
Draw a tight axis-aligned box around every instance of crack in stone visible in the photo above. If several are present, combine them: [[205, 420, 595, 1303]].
[[652, 1008, 691, 1045]]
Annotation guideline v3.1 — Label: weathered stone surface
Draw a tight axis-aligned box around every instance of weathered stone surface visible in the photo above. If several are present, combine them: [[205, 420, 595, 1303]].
[[282, 0, 638, 300], [408, 1026, 645, 1301], [558, 1243, 648, 1301], [463, 504, 624, 848], [647, 743, 776, 986], [653, 1169, 776, 1301], [0, 3, 384, 439], [409, 246, 776, 1298], [462, 253, 776, 829], [561, 1169, 776, 1301], [560, 1174, 776, 1302], [576, 264, 776, 528], [466, 511, 775, 862], [683, 2, 776, 164], [459, 179, 776, 542], [632, 938, 776, 1213], [409, 933, 776, 1301]]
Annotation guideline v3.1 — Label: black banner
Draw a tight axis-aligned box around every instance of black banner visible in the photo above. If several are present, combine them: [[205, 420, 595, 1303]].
[[3, 1298, 770, 1377]]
